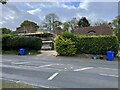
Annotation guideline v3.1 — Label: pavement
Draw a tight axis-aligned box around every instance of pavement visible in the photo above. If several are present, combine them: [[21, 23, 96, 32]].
[[0, 55, 119, 88]]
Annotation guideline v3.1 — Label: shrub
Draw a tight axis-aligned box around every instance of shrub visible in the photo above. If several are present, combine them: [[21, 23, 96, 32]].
[[76, 35, 119, 55], [2, 35, 42, 51], [54, 32, 119, 56], [2, 34, 14, 50], [54, 34, 77, 56]]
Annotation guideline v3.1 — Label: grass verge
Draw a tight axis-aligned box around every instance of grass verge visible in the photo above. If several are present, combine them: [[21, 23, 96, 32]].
[[1, 79, 34, 89]]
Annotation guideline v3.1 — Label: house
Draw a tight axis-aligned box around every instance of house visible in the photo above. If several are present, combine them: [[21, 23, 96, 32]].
[[16, 26, 37, 34], [52, 29, 66, 36], [72, 25, 113, 35], [24, 31, 54, 50]]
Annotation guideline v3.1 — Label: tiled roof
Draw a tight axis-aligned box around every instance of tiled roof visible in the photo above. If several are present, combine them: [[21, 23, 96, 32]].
[[72, 25, 113, 35]]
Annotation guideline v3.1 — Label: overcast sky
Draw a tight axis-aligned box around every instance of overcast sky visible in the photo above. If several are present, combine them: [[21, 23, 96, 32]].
[[0, 1, 118, 30]]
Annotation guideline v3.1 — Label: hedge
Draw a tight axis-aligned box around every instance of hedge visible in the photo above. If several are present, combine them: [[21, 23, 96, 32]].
[[54, 32, 119, 56], [2, 34, 42, 51], [54, 35, 77, 56]]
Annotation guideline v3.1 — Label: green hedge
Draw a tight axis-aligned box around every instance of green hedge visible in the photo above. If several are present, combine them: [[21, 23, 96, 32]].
[[2, 34, 42, 50], [54, 34, 77, 56], [54, 32, 119, 56]]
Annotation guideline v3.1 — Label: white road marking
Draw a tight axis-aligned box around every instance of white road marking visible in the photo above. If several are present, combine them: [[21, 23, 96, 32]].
[[64, 68, 67, 70], [11, 62, 29, 65], [74, 67, 93, 71], [48, 73, 59, 81], [36, 64, 57, 68], [39, 64, 55, 67], [98, 67, 118, 71], [2, 64, 61, 71], [100, 74, 118, 78]]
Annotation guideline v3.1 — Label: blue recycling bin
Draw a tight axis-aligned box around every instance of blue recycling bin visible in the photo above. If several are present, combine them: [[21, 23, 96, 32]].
[[19, 48, 25, 55], [106, 51, 114, 61]]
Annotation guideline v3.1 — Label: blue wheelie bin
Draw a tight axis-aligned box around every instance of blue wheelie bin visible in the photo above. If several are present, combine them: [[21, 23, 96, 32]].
[[19, 48, 25, 55], [106, 51, 114, 61]]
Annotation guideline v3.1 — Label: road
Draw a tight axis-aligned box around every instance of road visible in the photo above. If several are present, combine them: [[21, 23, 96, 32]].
[[0, 55, 119, 88]]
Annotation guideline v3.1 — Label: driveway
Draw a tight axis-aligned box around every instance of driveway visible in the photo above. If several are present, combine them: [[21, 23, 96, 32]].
[[1, 55, 118, 88]]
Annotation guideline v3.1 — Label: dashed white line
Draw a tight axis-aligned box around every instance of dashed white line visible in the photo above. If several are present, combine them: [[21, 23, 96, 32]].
[[39, 64, 56, 68], [74, 67, 93, 71], [99, 74, 118, 78], [98, 67, 118, 71], [48, 72, 59, 81], [11, 62, 29, 65]]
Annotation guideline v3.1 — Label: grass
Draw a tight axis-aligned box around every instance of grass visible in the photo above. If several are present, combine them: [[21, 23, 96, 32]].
[[1, 80, 68, 90], [1, 79, 34, 89]]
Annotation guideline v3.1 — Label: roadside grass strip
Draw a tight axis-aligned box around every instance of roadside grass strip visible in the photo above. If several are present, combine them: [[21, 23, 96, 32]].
[[1, 78, 50, 88], [74, 67, 94, 71]]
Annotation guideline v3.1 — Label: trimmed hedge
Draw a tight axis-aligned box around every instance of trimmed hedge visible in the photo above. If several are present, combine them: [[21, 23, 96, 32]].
[[2, 34, 42, 50], [54, 34, 77, 56], [54, 32, 119, 56]]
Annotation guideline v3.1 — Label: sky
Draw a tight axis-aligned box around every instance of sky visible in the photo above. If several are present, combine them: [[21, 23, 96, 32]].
[[0, 1, 119, 30]]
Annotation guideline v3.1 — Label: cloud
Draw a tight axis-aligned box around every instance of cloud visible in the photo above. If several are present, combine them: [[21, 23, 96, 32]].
[[26, 3, 34, 8], [27, 8, 41, 14], [79, 0, 89, 10], [1, 2, 118, 30]]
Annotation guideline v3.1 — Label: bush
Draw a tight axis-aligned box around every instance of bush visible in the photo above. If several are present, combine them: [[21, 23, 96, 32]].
[[54, 32, 119, 56], [76, 35, 119, 55], [54, 34, 77, 56], [2, 34, 42, 51]]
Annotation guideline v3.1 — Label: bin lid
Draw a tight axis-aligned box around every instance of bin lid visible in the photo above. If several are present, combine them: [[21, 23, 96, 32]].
[[107, 51, 114, 53], [20, 48, 25, 50]]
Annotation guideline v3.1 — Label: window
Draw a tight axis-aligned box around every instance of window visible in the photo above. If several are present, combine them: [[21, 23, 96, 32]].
[[88, 30, 96, 35]]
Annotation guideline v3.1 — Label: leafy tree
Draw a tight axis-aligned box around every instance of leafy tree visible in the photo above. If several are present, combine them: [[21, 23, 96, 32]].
[[54, 21, 62, 29], [43, 13, 60, 31], [112, 16, 120, 28], [63, 22, 70, 31], [20, 20, 39, 28], [112, 16, 120, 43], [19, 20, 39, 33], [94, 19, 109, 26], [0, 0, 7, 4], [63, 18, 78, 32], [70, 18, 78, 30], [78, 17, 90, 27], [0, 28, 12, 34]]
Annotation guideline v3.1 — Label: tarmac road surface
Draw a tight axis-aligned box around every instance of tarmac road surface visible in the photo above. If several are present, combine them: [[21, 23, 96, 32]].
[[1, 55, 119, 88]]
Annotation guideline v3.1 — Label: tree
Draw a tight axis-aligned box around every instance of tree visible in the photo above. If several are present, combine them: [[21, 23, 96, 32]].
[[94, 19, 109, 26], [0, 0, 7, 4], [0, 28, 12, 34], [63, 22, 70, 31], [112, 16, 120, 43], [54, 21, 62, 29], [78, 17, 90, 27], [19, 20, 39, 33], [63, 18, 78, 32], [70, 18, 78, 30], [44, 13, 60, 31]]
